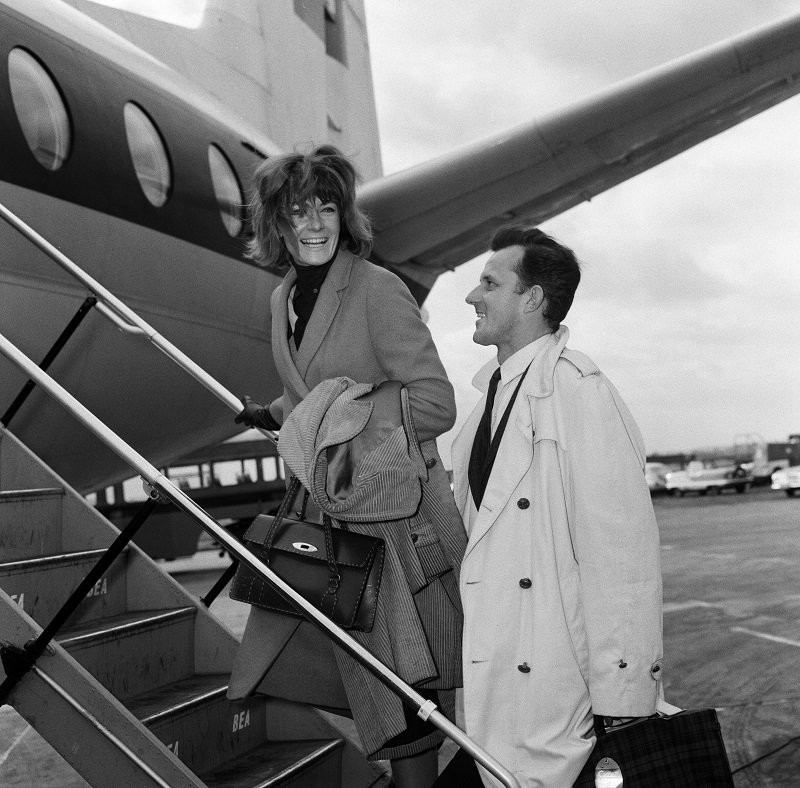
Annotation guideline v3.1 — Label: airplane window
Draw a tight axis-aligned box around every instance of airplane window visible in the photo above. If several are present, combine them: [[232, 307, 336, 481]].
[[124, 102, 171, 207], [8, 48, 71, 170], [208, 144, 243, 236]]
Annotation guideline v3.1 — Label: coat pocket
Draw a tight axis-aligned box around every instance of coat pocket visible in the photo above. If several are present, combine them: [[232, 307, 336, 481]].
[[410, 520, 453, 580]]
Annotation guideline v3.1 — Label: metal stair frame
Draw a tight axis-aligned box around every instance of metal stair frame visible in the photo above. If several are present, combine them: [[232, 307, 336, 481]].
[[0, 425, 377, 787]]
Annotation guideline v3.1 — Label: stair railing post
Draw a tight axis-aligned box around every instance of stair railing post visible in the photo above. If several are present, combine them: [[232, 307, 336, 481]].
[[1, 295, 97, 427]]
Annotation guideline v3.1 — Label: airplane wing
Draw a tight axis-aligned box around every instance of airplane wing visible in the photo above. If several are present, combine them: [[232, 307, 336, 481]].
[[358, 14, 800, 301]]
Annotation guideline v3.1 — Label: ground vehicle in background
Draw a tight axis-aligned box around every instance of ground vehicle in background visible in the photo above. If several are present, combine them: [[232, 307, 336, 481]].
[[645, 462, 672, 494], [771, 465, 800, 497], [665, 459, 751, 496], [88, 435, 285, 559]]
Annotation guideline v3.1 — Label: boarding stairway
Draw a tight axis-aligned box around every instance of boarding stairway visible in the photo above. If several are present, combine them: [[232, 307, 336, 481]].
[[0, 202, 519, 788], [0, 425, 359, 787]]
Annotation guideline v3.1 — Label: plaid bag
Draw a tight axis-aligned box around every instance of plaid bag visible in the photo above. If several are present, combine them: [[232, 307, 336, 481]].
[[573, 706, 734, 787]]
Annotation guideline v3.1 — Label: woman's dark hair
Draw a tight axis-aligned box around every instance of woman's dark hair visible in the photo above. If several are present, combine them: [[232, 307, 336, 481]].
[[246, 144, 372, 268], [490, 224, 581, 331]]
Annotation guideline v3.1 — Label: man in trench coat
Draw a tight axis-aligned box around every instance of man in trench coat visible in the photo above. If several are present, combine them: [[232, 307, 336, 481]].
[[449, 225, 663, 788]]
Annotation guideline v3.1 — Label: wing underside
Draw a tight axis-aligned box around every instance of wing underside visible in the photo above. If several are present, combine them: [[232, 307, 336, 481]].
[[359, 14, 800, 300]]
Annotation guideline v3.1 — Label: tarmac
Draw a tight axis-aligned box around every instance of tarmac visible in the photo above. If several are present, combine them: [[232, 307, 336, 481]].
[[3, 486, 800, 786]]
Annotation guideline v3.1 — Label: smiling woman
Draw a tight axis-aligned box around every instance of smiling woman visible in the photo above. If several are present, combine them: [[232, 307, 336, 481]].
[[227, 144, 467, 788], [280, 197, 341, 266]]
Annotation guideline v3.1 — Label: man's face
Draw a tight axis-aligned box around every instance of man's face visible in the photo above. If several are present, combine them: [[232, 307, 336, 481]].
[[465, 245, 535, 360]]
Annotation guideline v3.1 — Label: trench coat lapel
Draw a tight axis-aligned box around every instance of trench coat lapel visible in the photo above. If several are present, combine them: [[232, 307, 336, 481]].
[[451, 388, 486, 515], [451, 359, 530, 560], [294, 249, 353, 378], [455, 328, 570, 562], [463, 390, 535, 561]]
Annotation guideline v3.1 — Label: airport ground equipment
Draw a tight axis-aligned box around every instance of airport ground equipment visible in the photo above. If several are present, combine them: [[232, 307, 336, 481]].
[[0, 202, 520, 788]]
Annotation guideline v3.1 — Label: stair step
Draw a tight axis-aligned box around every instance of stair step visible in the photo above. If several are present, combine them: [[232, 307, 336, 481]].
[[0, 487, 64, 559], [201, 739, 344, 788], [58, 607, 196, 699], [127, 672, 230, 721], [127, 673, 268, 772], [0, 548, 128, 626]]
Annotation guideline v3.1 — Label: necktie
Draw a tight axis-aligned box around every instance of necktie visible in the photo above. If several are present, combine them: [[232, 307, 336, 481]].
[[468, 367, 501, 507]]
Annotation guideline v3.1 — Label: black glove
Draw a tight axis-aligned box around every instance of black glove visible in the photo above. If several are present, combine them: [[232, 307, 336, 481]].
[[234, 396, 280, 431]]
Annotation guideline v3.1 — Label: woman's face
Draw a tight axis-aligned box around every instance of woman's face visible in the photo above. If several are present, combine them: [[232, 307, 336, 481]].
[[279, 196, 341, 266]]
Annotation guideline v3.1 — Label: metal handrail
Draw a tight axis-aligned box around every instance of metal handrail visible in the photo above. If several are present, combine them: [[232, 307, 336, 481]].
[[0, 201, 275, 443], [0, 334, 520, 788]]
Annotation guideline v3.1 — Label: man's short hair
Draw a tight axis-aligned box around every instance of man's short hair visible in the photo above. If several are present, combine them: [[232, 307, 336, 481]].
[[490, 224, 581, 331]]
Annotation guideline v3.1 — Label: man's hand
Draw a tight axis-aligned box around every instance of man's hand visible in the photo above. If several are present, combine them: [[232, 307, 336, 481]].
[[602, 716, 650, 729]]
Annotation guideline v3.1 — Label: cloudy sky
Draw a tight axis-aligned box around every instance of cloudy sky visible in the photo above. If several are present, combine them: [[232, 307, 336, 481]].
[[363, 2, 800, 460]]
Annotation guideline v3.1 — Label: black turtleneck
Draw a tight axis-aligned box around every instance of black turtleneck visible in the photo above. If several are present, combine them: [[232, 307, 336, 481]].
[[291, 258, 335, 349]]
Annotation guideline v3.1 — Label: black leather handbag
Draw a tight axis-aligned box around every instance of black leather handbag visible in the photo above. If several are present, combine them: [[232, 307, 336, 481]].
[[573, 705, 734, 787], [229, 476, 385, 632]]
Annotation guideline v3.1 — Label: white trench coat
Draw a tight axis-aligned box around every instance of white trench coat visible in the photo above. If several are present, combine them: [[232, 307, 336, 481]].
[[450, 327, 663, 788]]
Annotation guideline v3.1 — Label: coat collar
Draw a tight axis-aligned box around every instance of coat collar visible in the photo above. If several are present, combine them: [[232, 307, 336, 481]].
[[273, 249, 355, 397], [469, 326, 570, 399]]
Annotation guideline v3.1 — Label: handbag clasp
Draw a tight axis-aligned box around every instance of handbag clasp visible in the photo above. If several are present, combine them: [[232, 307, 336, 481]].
[[594, 756, 622, 788]]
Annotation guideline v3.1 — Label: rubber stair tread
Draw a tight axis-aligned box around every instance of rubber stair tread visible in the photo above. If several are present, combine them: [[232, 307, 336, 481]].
[[57, 606, 196, 644], [201, 738, 344, 788], [126, 672, 231, 722]]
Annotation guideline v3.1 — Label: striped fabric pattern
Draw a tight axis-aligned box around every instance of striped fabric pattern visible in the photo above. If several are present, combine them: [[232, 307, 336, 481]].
[[275, 376, 466, 758]]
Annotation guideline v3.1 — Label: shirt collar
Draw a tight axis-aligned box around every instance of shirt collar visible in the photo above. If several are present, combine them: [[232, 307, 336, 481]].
[[499, 333, 552, 385]]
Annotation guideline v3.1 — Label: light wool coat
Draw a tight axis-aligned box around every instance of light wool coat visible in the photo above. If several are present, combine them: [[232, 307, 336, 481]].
[[451, 327, 663, 788]]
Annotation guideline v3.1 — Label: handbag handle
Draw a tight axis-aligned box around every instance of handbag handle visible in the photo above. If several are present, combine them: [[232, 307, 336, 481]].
[[262, 475, 303, 553], [262, 475, 342, 617]]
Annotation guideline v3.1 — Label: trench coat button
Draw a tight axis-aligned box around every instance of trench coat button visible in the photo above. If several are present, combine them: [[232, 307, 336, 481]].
[[517, 498, 530, 509], [519, 578, 532, 589], [650, 660, 663, 680], [425, 457, 437, 469], [410, 533, 418, 543], [517, 662, 531, 673]]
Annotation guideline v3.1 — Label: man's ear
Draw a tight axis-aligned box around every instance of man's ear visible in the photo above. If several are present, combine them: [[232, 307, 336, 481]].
[[524, 285, 544, 313]]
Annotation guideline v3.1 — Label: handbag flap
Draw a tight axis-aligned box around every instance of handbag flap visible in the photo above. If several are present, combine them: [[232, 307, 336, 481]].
[[243, 514, 382, 568]]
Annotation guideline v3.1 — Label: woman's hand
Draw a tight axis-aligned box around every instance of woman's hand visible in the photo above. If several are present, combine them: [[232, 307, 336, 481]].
[[234, 395, 281, 431]]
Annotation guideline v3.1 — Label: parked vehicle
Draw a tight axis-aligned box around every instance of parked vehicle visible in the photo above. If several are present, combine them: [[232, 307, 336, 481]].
[[771, 465, 800, 497], [665, 459, 751, 496], [645, 462, 671, 494]]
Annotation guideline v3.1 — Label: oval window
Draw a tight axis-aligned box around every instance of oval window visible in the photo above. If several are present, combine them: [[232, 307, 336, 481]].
[[8, 48, 71, 170], [124, 102, 171, 207], [208, 144, 243, 236]]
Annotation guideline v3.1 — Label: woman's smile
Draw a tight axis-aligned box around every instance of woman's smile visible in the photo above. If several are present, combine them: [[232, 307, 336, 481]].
[[281, 197, 341, 266]]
